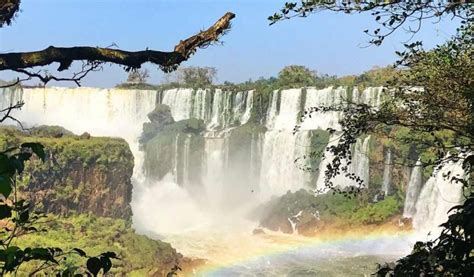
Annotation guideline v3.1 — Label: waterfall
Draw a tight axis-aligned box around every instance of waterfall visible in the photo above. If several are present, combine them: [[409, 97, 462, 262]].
[[259, 89, 313, 196], [161, 88, 195, 121], [353, 87, 384, 108], [160, 88, 253, 129], [203, 134, 229, 208], [382, 149, 392, 196], [300, 87, 347, 131], [403, 160, 423, 218], [173, 134, 180, 184], [315, 135, 371, 192], [260, 131, 311, 196], [412, 158, 466, 232], [0, 85, 394, 234], [265, 90, 279, 129], [0, 87, 156, 180], [351, 136, 371, 188], [241, 90, 254, 124]]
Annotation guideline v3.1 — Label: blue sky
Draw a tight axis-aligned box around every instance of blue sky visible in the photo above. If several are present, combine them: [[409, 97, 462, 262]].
[[0, 0, 459, 88]]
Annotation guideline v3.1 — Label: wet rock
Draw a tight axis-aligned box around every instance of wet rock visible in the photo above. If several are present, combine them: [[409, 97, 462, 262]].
[[148, 104, 175, 127], [140, 104, 175, 144]]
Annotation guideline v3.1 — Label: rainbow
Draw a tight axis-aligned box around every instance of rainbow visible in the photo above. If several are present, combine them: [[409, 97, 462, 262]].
[[179, 227, 416, 276]]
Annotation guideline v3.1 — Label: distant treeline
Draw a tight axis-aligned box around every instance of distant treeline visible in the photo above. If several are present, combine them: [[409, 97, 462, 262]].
[[116, 65, 398, 91]]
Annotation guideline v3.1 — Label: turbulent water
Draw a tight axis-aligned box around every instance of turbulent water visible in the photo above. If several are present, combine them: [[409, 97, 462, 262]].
[[412, 157, 466, 232], [0, 85, 466, 275]]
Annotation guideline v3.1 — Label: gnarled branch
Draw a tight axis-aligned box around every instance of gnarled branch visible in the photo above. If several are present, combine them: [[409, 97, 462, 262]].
[[0, 12, 235, 72]]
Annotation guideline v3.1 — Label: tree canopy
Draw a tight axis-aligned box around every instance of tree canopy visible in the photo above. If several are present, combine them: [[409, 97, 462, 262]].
[[170, 66, 218, 87], [270, 1, 471, 45]]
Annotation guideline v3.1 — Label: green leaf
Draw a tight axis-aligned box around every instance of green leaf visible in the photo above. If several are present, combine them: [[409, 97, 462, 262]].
[[21, 142, 46, 161], [10, 157, 25, 174], [17, 152, 32, 163], [19, 210, 29, 223], [73, 248, 87, 257], [99, 256, 112, 274], [101, 251, 118, 259], [86, 257, 102, 276], [0, 175, 12, 198], [0, 204, 12, 219], [0, 154, 15, 175]]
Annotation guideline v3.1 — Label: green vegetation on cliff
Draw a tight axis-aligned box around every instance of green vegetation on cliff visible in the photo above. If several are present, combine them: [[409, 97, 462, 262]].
[[0, 126, 133, 169], [0, 126, 134, 219], [0, 126, 189, 275], [258, 189, 403, 234], [16, 214, 185, 276]]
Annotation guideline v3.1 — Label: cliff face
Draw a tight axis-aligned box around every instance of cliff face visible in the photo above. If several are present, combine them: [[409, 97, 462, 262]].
[[0, 126, 134, 219]]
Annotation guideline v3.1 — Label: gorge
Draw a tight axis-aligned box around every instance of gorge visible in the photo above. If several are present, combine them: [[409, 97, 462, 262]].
[[0, 85, 467, 275]]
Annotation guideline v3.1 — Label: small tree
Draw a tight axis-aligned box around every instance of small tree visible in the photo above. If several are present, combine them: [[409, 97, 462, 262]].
[[277, 65, 316, 87], [166, 66, 217, 87], [126, 69, 150, 84]]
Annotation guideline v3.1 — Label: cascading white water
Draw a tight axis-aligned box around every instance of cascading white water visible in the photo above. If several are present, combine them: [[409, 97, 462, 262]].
[[412, 157, 466, 232], [0, 87, 156, 182], [265, 89, 279, 129], [260, 89, 313, 196], [202, 134, 229, 209], [352, 136, 371, 187], [403, 160, 423, 218], [354, 87, 384, 107], [315, 135, 371, 192], [2, 85, 460, 236], [300, 87, 347, 131], [382, 149, 392, 195], [160, 88, 253, 129], [2, 84, 470, 275]]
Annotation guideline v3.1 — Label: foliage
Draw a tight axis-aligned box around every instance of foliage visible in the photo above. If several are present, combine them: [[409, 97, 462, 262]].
[[0, 127, 133, 170], [164, 66, 217, 87], [0, 142, 118, 276], [258, 188, 402, 230], [277, 65, 317, 87], [352, 196, 401, 224], [296, 12, 474, 194], [16, 214, 184, 275], [126, 69, 150, 85], [0, 126, 134, 219], [28, 125, 74, 138], [377, 196, 474, 276], [269, 1, 471, 46], [290, 4, 473, 276], [0, 0, 20, 27]]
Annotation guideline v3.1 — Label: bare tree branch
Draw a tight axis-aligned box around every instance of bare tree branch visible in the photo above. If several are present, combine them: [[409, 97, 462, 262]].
[[12, 61, 103, 86], [0, 12, 235, 73]]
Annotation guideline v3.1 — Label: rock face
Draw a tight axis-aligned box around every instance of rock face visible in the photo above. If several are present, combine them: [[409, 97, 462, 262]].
[[0, 126, 134, 219], [142, 117, 206, 184], [256, 189, 322, 235], [140, 104, 175, 144]]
